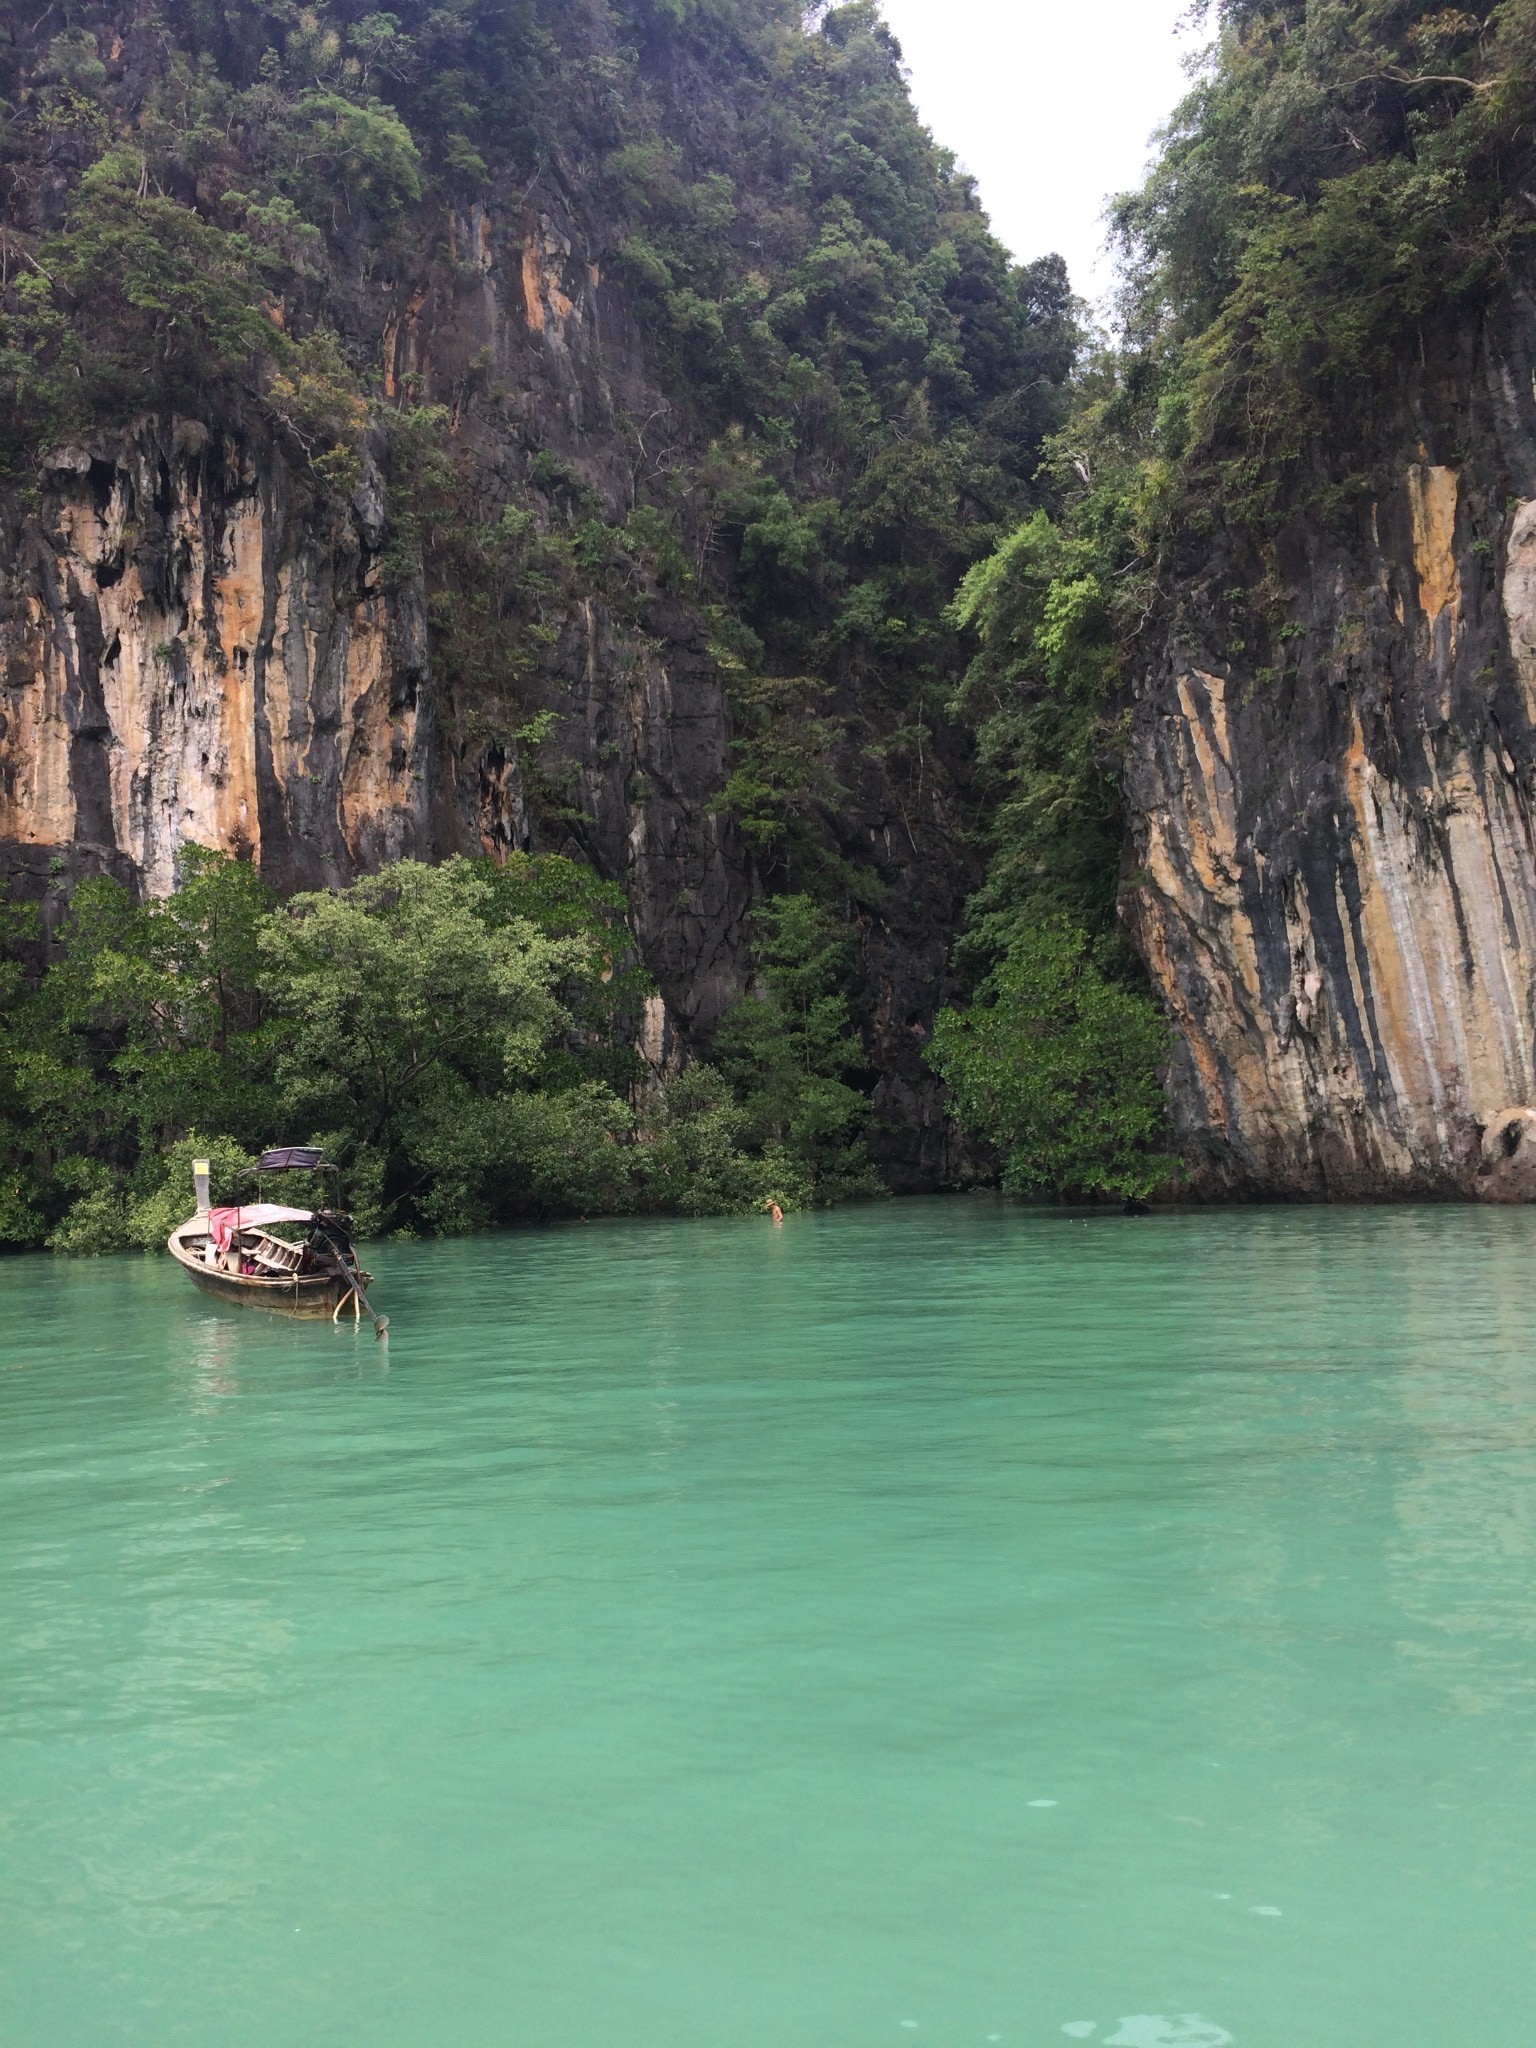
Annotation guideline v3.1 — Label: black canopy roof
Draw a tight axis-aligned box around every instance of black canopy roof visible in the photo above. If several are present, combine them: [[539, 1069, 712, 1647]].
[[257, 1146, 330, 1172]]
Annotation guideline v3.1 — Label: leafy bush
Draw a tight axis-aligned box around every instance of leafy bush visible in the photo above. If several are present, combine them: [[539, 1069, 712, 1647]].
[[47, 1133, 256, 1256], [927, 920, 1171, 1203], [630, 1066, 804, 1215]]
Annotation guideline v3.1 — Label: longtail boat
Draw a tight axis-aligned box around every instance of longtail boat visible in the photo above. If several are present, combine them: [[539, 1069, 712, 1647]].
[[167, 1147, 388, 1334]]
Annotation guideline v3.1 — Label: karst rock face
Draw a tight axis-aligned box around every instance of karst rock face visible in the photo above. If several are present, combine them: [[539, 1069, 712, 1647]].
[[1125, 285, 1536, 1198], [3, 423, 434, 899], [0, 193, 967, 1188], [0, 199, 741, 1032]]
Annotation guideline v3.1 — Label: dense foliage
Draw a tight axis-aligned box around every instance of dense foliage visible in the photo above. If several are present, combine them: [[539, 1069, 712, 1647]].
[[919, 407, 1174, 1201], [713, 894, 881, 1201], [1121, 0, 1536, 522], [0, 850, 875, 1249], [927, 920, 1169, 1203]]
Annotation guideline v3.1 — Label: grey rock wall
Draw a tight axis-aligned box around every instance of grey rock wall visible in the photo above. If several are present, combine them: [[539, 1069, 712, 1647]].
[[1126, 286, 1536, 1197]]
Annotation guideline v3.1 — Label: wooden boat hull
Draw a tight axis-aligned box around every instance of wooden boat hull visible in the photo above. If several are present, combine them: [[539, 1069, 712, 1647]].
[[167, 1223, 372, 1320], [178, 1260, 359, 1318]]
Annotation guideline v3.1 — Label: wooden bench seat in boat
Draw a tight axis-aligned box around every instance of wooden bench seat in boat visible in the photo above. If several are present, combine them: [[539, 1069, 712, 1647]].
[[245, 1231, 305, 1274]]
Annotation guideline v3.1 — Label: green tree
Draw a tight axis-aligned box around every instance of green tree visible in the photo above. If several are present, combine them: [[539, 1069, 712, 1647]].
[[946, 484, 1138, 950], [630, 1065, 792, 1216], [41, 849, 280, 1159], [713, 894, 880, 1201], [0, 892, 48, 1246], [472, 851, 652, 1094], [0, 851, 280, 1249], [257, 857, 605, 1230], [927, 919, 1170, 1203], [46, 1131, 258, 1257]]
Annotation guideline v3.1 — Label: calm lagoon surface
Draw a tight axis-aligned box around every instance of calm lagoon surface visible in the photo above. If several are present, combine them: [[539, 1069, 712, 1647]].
[[4, 1199, 1536, 2047]]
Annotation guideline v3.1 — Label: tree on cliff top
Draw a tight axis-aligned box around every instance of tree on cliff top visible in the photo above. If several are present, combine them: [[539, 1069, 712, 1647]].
[[1117, 0, 1536, 520]]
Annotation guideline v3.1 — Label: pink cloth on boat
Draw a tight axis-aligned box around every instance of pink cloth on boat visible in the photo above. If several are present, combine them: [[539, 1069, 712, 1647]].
[[207, 1206, 241, 1254], [206, 1204, 312, 1252]]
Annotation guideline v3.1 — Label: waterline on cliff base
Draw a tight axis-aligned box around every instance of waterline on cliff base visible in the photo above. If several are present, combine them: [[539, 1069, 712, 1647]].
[[4, 1200, 1536, 2045]]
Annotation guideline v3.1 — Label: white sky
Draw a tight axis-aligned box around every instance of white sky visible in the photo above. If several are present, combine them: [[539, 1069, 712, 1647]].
[[874, 0, 1202, 303]]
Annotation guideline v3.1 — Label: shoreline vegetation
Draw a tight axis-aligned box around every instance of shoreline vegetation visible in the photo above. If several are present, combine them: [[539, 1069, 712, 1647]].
[[0, 840, 1168, 1255], [0, 837, 1171, 1253], [0, 850, 883, 1252]]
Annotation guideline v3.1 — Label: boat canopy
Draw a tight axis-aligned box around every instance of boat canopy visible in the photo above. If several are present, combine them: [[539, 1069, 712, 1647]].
[[257, 1146, 329, 1172]]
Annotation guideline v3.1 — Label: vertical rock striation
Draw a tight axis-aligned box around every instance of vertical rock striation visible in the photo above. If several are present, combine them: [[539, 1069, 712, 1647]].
[[0, 423, 434, 902], [0, 197, 751, 1028], [1126, 288, 1536, 1197]]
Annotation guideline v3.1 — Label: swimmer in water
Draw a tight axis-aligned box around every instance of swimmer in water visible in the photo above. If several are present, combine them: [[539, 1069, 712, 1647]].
[[766, 1200, 784, 1226]]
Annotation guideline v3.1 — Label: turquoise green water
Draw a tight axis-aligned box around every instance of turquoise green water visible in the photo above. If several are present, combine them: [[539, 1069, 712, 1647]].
[[4, 1201, 1536, 2048]]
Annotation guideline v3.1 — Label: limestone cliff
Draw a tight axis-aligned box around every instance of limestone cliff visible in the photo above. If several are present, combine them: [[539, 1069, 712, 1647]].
[[1125, 284, 1536, 1198], [1, 424, 430, 896], [0, 195, 973, 1185], [0, 0, 1079, 1192], [0, 269, 755, 1067]]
